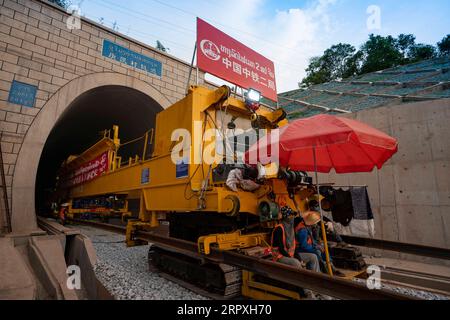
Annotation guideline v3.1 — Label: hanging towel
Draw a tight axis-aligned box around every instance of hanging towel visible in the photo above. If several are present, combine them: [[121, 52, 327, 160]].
[[330, 189, 354, 227], [350, 187, 374, 220]]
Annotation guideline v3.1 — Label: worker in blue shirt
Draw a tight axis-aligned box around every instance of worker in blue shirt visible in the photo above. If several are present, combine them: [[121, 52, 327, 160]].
[[295, 212, 345, 277]]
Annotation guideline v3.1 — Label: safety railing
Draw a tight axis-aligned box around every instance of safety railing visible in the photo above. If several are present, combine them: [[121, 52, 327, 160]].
[[111, 128, 155, 172]]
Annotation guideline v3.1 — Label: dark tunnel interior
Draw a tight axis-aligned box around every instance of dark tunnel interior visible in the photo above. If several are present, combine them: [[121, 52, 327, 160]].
[[35, 85, 164, 215]]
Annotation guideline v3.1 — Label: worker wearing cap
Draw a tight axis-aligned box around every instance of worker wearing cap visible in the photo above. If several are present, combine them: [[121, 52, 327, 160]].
[[271, 207, 320, 272], [295, 211, 345, 276], [270, 206, 300, 268]]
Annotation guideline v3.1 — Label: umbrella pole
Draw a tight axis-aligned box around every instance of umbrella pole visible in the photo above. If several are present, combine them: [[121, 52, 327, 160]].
[[313, 147, 333, 277]]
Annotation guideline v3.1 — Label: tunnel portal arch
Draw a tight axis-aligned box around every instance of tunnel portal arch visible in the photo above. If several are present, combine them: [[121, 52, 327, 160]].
[[12, 72, 172, 232]]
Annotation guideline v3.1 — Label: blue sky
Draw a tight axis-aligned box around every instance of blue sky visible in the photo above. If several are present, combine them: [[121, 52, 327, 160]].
[[75, 0, 450, 92]]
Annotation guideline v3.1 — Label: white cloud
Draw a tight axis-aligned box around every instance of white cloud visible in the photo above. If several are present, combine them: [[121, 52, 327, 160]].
[[199, 0, 339, 92], [83, 0, 338, 93]]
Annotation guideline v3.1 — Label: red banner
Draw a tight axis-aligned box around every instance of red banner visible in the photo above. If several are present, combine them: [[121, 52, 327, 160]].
[[197, 18, 278, 102], [64, 152, 109, 187]]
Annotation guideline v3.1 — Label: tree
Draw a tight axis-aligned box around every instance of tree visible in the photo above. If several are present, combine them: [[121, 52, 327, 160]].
[[300, 33, 447, 87], [321, 44, 357, 79], [359, 34, 404, 74], [48, 0, 70, 9], [437, 35, 450, 56], [301, 57, 328, 86], [300, 44, 357, 86], [342, 50, 364, 78], [396, 34, 416, 61], [409, 44, 437, 62]]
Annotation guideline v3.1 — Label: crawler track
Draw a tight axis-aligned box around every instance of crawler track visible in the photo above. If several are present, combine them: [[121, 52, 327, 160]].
[[72, 219, 416, 300], [149, 245, 242, 299]]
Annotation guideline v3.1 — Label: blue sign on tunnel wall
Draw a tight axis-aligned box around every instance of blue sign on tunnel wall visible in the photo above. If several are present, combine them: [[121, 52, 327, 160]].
[[102, 39, 163, 77], [8, 81, 37, 108]]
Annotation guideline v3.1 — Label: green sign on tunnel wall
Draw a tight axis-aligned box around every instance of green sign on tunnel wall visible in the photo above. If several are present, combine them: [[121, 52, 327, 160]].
[[8, 80, 37, 108], [102, 39, 163, 77]]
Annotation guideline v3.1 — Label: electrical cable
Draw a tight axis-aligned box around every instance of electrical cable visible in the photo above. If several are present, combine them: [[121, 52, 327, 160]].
[[93, 0, 195, 35], [85, 0, 307, 71], [148, 0, 308, 55], [84, 13, 192, 51]]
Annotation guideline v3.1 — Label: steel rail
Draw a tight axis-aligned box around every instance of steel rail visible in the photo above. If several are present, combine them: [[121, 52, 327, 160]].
[[341, 235, 450, 261], [73, 220, 413, 300]]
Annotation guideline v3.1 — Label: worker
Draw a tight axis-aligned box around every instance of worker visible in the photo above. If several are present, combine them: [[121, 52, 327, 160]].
[[271, 206, 321, 272], [270, 206, 299, 268], [271, 206, 317, 299], [295, 211, 345, 277], [312, 216, 346, 246], [307, 199, 346, 245], [58, 204, 68, 226]]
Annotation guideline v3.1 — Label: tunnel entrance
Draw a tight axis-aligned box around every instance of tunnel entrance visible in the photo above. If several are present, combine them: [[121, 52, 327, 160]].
[[35, 85, 164, 215]]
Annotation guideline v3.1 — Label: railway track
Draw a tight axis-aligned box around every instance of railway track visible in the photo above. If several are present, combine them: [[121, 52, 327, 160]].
[[381, 267, 450, 297], [341, 235, 450, 260], [72, 219, 420, 300], [340, 235, 450, 297]]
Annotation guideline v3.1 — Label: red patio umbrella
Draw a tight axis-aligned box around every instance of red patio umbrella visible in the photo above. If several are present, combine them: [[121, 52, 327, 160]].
[[245, 114, 398, 173], [244, 114, 398, 276]]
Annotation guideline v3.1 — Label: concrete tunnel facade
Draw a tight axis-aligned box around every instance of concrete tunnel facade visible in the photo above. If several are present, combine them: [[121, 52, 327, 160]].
[[15, 72, 170, 232], [0, 0, 208, 233]]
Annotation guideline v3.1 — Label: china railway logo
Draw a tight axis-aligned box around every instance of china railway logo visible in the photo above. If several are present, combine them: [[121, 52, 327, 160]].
[[200, 40, 220, 61]]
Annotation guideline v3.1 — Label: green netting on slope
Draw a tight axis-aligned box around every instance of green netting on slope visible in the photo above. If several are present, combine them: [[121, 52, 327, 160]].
[[331, 83, 366, 92], [320, 95, 362, 109], [303, 92, 337, 104], [387, 57, 450, 72], [389, 71, 437, 82], [287, 108, 323, 120], [416, 88, 450, 98], [384, 86, 428, 96], [348, 96, 395, 112], [310, 82, 347, 91], [281, 101, 305, 113], [260, 97, 277, 108], [419, 71, 450, 83], [355, 73, 397, 82], [284, 89, 317, 100], [358, 85, 394, 94], [389, 60, 435, 72]]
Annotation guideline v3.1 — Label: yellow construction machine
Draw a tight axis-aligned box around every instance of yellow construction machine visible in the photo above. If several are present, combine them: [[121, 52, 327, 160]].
[[54, 85, 365, 299]]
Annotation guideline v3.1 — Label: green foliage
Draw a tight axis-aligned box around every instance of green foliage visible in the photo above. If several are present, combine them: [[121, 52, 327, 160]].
[[359, 34, 403, 74], [408, 44, 437, 62], [301, 44, 358, 86], [301, 56, 329, 86], [300, 33, 446, 87], [396, 34, 416, 60], [437, 35, 450, 56]]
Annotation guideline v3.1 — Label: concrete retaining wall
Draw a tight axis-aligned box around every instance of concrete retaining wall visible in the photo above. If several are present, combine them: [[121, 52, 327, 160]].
[[319, 99, 450, 249]]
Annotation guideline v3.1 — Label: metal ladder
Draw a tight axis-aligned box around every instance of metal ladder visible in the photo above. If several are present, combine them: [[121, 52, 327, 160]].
[[0, 132, 12, 233]]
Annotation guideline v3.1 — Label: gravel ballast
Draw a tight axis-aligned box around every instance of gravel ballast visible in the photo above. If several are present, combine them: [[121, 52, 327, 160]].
[[76, 225, 207, 300], [353, 278, 449, 300]]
